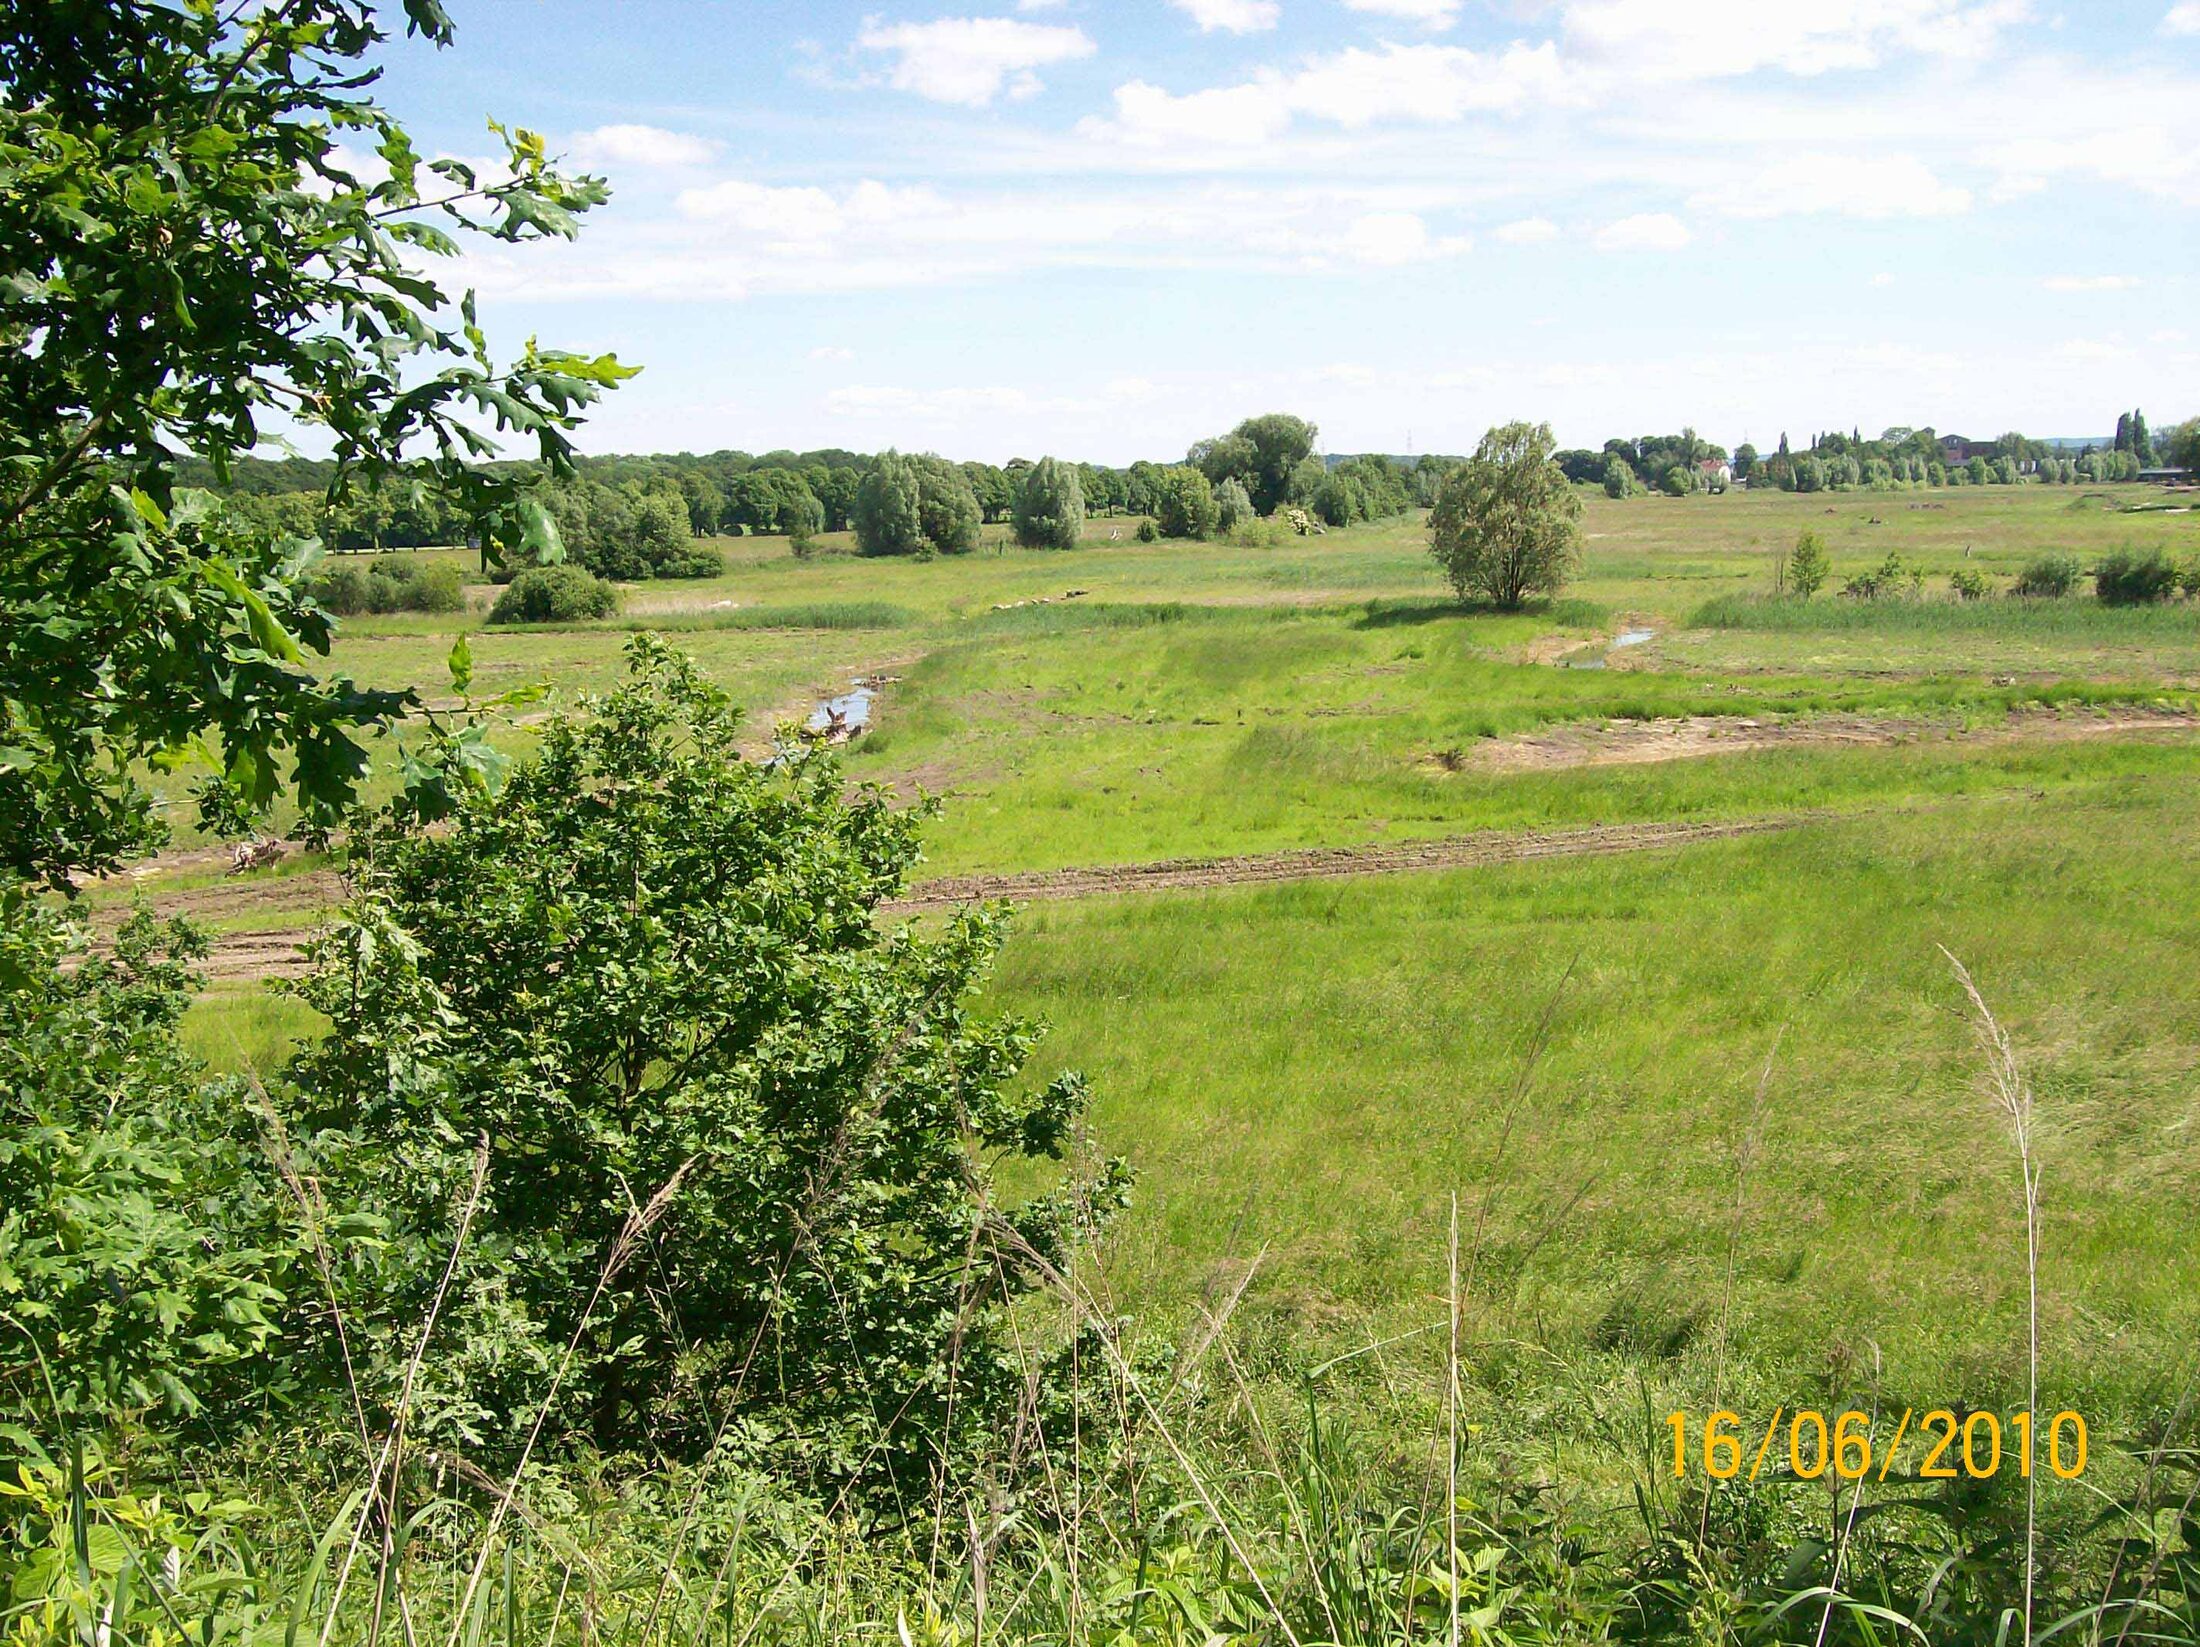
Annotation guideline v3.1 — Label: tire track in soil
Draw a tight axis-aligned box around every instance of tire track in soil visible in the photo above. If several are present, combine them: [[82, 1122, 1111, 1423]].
[[181, 813, 1815, 982]]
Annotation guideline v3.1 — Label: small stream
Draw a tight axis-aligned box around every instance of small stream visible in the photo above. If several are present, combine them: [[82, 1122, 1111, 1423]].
[[1556, 628, 1655, 670]]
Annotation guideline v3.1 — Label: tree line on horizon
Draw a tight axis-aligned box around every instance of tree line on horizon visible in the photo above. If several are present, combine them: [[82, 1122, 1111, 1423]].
[[201, 408, 2199, 576]]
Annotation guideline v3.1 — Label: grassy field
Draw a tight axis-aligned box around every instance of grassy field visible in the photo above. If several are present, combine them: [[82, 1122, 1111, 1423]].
[[169, 485, 2200, 1520]]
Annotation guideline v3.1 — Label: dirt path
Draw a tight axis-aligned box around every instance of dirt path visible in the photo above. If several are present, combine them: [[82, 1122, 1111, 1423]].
[[176, 814, 1813, 982]]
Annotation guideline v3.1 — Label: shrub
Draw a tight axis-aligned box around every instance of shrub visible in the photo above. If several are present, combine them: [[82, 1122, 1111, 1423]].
[[310, 554, 464, 616], [1787, 530, 1830, 597], [1213, 475, 1254, 533], [650, 548, 724, 580], [488, 564, 620, 624], [2012, 553, 2080, 597], [2094, 549, 2180, 606], [288, 639, 1126, 1485], [1950, 567, 1991, 601], [1311, 472, 1366, 527], [1154, 466, 1218, 540], [1840, 552, 1917, 600], [1135, 517, 1160, 543], [0, 891, 296, 1432], [1602, 455, 1636, 499]]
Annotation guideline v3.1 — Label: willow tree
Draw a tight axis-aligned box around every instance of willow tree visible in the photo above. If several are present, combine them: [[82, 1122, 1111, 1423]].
[[1427, 422, 1582, 609]]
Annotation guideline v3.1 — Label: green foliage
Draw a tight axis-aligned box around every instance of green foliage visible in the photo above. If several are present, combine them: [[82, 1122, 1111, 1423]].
[[1212, 476, 1254, 533], [2095, 549, 2181, 605], [1426, 422, 1583, 609], [1, 496, 407, 886], [0, 0, 631, 882], [1154, 467, 1219, 540], [308, 555, 464, 617], [854, 451, 925, 557], [2168, 418, 2200, 472], [910, 453, 983, 555], [0, 891, 294, 1428], [1012, 456, 1085, 551], [1949, 566, 1991, 601], [2013, 553, 2081, 597], [1189, 413, 1317, 515], [1603, 455, 1637, 499], [284, 639, 1126, 1481], [1311, 471, 1367, 527], [1840, 551, 1920, 599], [487, 564, 620, 625], [1788, 529, 1830, 597], [1136, 516, 1161, 543]]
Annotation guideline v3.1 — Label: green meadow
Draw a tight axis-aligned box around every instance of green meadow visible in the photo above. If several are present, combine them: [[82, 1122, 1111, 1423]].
[[172, 486, 2200, 1481]]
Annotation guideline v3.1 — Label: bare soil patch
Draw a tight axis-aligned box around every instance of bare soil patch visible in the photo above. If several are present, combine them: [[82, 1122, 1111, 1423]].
[[1462, 706, 2200, 775]]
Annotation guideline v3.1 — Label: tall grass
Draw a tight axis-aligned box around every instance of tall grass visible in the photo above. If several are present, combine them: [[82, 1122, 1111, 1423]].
[[21, 965, 2200, 1647], [1693, 592, 2200, 639]]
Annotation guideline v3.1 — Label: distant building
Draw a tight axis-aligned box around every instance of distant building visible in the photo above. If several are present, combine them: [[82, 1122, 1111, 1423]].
[[2138, 467, 2194, 485], [1698, 459, 1733, 491], [1940, 435, 1981, 465]]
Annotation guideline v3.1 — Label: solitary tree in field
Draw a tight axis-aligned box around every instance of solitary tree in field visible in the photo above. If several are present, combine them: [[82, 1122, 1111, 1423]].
[[1427, 422, 1582, 609], [1603, 455, 1636, 498], [1013, 455, 1086, 550], [854, 451, 924, 556]]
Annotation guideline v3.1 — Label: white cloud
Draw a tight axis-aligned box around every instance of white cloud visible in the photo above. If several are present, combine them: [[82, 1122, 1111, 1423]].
[[568, 124, 720, 169], [1593, 212, 1690, 251], [1170, 0, 1281, 31], [1286, 41, 1567, 124], [855, 17, 1094, 106], [1871, 271, 1897, 287], [1561, 0, 2034, 82], [1339, 210, 1469, 263], [2043, 274, 2142, 291], [2165, 2, 2200, 34], [1342, 0, 1461, 29], [1085, 40, 1566, 149], [1703, 153, 1972, 218], [809, 345, 857, 361], [1494, 215, 1559, 243], [675, 178, 944, 247]]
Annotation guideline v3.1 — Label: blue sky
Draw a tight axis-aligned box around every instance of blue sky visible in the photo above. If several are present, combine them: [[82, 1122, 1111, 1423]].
[[376, 0, 2199, 463]]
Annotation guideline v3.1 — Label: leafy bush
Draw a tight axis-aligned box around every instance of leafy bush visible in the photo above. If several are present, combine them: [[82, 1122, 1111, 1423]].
[[1135, 516, 1160, 543], [1949, 567, 1991, 601], [0, 890, 296, 1432], [1787, 529, 1829, 597], [1840, 551, 1918, 600], [286, 639, 1126, 1484], [309, 554, 464, 616], [2094, 549, 2180, 606], [487, 564, 620, 624], [1154, 466, 1219, 539], [1213, 475, 1254, 532], [2012, 553, 2080, 597]]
